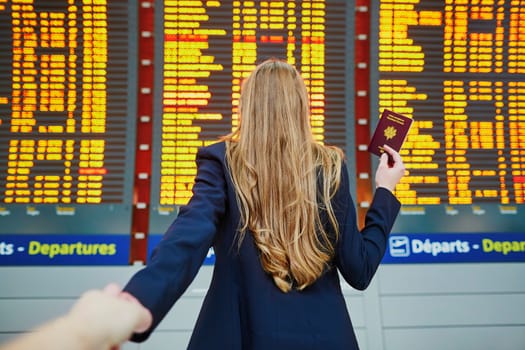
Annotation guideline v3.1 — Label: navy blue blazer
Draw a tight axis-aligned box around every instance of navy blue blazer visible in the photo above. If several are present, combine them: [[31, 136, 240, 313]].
[[124, 141, 400, 349]]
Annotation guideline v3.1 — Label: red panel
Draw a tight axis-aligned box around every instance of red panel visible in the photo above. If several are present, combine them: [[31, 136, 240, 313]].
[[130, 2, 154, 263], [354, 1, 372, 228]]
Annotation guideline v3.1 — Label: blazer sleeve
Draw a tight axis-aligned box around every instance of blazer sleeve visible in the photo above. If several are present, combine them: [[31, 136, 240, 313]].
[[123, 145, 227, 342], [334, 164, 401, 291]]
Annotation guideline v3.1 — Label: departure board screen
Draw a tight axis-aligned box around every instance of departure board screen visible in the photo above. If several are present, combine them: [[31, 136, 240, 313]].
[[1, 0, 522, 266], [149, 0, 352, 233], [371, 0, 525, 233], [0, 1, 137, 234]]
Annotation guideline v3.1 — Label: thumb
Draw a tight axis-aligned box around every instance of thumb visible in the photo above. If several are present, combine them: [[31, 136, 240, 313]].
[[379, 151, 389, 167]]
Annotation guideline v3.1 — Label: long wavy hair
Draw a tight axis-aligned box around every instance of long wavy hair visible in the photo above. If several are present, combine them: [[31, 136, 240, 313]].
[[223, 59, 343, 292]]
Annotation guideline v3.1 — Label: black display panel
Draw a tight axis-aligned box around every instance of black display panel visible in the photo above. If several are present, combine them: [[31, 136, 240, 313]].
[[149, 0, 353, 233], [371, 0, 525, 233], [0, 0, 137, 234]]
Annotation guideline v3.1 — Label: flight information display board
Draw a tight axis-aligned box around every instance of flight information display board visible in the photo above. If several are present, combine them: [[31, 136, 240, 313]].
[[148, 0, 352, 233], [2, 0, 522, 265], [371, 0, 525, 234], [0, 0, 137, 236]]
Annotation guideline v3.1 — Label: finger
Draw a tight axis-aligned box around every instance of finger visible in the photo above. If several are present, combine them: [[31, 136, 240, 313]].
[[119, 291, 139, 303], [379, 151, 389, 167], [103, 283, 121, 296], [383, 145, 402, 162], [118, 291, 153, 333], [382, 144, 398, 158], [134, 307, 153, 333], [382, 144, 394, 153]]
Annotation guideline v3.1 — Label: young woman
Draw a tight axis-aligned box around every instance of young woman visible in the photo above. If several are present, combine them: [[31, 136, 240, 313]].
[[123, 58, 405, 349]]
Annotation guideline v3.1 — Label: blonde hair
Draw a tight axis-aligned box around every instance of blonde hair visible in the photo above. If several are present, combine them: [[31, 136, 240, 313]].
[[223, 59, 343, 292]]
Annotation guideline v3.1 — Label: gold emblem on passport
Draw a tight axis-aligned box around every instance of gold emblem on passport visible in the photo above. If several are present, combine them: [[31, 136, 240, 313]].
[[384, 126, 397, 140]]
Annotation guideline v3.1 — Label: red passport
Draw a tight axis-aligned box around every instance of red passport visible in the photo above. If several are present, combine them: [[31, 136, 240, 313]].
[[367, 109, 413, 157]]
